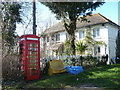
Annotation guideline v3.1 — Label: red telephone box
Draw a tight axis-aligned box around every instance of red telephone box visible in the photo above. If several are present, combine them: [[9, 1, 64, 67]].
[[19, 34, 40, 80]]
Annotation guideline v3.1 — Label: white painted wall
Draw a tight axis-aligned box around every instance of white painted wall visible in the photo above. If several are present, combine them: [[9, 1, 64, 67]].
[[76, 25, 109, 56], [59, 32, 66, 42], [93, 25, 109, 56], [107, 23, 119, 63], [75, 31, 79, 41]]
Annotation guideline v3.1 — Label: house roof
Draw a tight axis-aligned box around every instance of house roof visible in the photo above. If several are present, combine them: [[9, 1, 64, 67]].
[[42, 13, 119, 36], [42, 22, 65, 35]]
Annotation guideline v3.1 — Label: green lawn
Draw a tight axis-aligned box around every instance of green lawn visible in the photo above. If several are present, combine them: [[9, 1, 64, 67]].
[[26, 64, 120, 89]]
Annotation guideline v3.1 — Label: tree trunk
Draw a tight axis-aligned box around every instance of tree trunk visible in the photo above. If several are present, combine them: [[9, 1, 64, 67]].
[[68, 32, 76, 55], [65, 20, 76, 55]]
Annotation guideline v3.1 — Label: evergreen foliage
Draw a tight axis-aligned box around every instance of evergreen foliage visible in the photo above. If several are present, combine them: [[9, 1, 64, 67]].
[[2, 2, 22, 55], [41, 2, 104, 55], [76, 41, 87, 55]]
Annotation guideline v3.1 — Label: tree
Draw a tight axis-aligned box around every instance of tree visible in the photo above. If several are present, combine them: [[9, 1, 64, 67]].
[[76, 41, 87, 55], [2, 2, 22, 55], [116, 30, 120, 57], [64, 39, 73, 55], [41, 2, 104, 55]]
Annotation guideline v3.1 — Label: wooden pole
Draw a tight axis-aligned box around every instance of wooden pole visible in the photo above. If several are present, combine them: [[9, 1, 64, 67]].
[[33, 0, 36, 35], [0, 5, 2, 89]]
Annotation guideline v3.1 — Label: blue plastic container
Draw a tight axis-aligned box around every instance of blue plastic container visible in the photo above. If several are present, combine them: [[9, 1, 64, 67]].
[[65, 66, 83, 75]]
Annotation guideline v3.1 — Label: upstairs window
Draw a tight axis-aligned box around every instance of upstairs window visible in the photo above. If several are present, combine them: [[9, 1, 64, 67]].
[[93, 28, 100, 37], [66, 33, 68, 39], [56, 33, 60, 42], [79, 31, 85, 39], [46, 36, 49, 42]]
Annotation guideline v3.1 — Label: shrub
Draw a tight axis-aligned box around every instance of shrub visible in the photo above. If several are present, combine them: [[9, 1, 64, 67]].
[[82, 55, 98, 68], [97, 55, 108, 65], [40, 58, 49, 75], [63, 57, 80, 66], [2, 54, 24, 81], [62, 55, 98, 67]]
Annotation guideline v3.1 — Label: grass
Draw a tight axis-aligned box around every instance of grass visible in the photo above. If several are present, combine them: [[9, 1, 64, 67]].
[[25, 64, 120, 89]]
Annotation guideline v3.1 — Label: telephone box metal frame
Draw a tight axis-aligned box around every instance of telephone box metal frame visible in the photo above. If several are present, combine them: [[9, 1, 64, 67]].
[[19, 34, 40, 80]]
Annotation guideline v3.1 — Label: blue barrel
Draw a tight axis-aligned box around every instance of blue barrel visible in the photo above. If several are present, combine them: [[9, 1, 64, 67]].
[[65, 66, 83, 75]]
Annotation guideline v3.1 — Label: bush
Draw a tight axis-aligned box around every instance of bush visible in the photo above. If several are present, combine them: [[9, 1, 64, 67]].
[[40, 58, 49, 75], [2, 54, 24, 81], [63, 57, 80, 66], [82, 55, 98, 68], [97, 55, 108, 65], [62, 55, 98, 68]]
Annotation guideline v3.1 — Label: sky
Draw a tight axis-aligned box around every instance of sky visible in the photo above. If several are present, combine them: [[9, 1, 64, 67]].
[[93, 2, 118, 24], [16, 2, 119, 36]]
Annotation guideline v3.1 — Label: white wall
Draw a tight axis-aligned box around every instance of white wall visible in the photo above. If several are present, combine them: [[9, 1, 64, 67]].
[[93, 25, 109, 56], [107, 23, 119, 63], [75, 31, 79, 41], [59, 32, 66, 42], [76, 25, 109, 56]]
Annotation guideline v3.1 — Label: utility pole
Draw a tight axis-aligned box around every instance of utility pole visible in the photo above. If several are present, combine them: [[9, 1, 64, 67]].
[[0, 5, 2, 89], [118, 1, 120, 26], [33, 0, 36, 35]]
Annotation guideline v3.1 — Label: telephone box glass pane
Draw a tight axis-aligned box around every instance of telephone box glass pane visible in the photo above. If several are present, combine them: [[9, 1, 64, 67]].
[[28, 43, 38, 76]]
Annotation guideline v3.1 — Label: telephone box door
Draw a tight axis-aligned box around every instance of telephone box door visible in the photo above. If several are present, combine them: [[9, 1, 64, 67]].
[[26, 42, 40, 80]]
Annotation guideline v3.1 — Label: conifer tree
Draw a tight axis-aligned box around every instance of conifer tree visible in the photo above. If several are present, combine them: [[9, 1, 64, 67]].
[[41, 2, 104, 55]]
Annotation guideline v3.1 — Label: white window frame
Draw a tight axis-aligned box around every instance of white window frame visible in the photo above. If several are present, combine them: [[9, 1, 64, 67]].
[[66, 33, 68, 39], [79, 30, 85, 39], [94, 46, 101, 55], [55, 33, 60, 42], [93, 28, 100, 38], [46, 36, 49, 43]]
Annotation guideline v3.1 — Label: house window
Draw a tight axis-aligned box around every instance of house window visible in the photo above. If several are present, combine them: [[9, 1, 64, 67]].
[[98, 47, 100, 53], [56, 33, 60, 42], [66, 33, 68, 39], [46, 36, 49, 42], [93, 28, 100, 37], [79, 31, 85, 39], [94, 46, 100, 55]]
